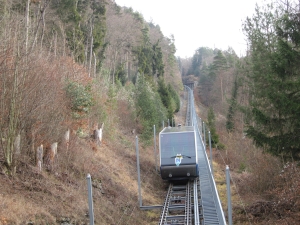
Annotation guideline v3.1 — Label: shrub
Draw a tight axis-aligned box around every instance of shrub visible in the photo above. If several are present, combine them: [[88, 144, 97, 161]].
[[65, 80, 94, 115]]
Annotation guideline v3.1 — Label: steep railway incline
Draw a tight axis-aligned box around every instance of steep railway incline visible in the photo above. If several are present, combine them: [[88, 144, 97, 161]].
[[158, 86, 226, 225]]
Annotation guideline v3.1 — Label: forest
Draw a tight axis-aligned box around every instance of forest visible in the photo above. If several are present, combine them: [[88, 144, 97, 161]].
[[0, 0, 300, 224]]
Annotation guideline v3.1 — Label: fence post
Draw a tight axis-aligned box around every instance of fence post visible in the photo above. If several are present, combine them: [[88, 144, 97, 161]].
[[136, 136, 142, 207], [36, 144, 43, 172], [203, 122, 206, 148], [154, 125, 157, 172], [209, 131, 214, 176], [86, 174, 94, 225], [199, 118, 202, 136], [226, 165, 233, 225]]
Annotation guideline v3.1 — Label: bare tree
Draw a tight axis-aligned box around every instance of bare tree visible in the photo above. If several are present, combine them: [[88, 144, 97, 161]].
[[0, 18, 27, 174], [104, 5, 142, 83], [31, 0, 51, 51], [25, 0, 30, 54]]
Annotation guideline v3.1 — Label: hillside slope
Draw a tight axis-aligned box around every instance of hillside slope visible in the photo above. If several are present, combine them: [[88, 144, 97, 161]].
[[0, 90, 189, 225]]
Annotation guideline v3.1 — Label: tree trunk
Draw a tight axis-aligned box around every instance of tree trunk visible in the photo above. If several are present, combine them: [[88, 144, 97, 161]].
[[60, 23, 66, 57], [14, 133, 21, 155], [31, 0, 50, 51], [88, 19, 94, 77], [84, 39, 88, 67], [3, 63, 20, 174], [94, 52, 97, 77], [112, 50, 118, 85], [40, 2, 46, 51], [54, 31, 57, 57], [25, 0, 30, 54]]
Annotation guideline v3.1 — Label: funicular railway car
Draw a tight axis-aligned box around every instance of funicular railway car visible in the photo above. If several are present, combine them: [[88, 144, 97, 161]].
[[159, 126, 198, 180]]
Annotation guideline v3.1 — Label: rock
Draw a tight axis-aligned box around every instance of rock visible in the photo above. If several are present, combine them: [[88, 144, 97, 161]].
[[57, 217, 72, 225]]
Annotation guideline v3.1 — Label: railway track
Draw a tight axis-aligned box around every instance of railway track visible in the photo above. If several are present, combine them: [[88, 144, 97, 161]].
[[158, 179, 201, 225], [158, 86, 226, 225]]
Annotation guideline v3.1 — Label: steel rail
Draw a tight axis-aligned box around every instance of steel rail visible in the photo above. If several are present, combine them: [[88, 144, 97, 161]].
[[185, 181, 191, 225], [159, 184, 173, 225], [158, 181, 194, 225], [194, 179, 200, 225]]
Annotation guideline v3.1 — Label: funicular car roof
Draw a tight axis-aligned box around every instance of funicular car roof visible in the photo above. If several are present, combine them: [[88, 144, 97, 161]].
[[160, 126, 194, 134]]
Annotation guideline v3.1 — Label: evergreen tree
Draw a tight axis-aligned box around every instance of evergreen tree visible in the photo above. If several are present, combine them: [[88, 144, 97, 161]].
[[191, 50, 202, 76], [226, 76, 239, 132], [157, 78, 173, 121], [134, 28, 165, 78], [152, 41, 165, 78], [168, 83, 180, 113], [188, 47, 214, 76], [207, 107, 220, 148], [51, 0, 106, 64], [211, 50, 227, 74], [134, 26, 153, 76], [135, 75, 167, 142], [199, 60, 221, 107], [243, 4, 300, 158]]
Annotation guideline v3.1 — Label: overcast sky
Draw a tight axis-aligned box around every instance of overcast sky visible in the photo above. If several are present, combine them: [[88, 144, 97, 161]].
[[114, 0, 269, 58]]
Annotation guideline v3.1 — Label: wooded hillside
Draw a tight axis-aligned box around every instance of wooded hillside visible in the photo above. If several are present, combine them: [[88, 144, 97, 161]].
[[0, 0, 182, 175], [0, 1, 182, 224]]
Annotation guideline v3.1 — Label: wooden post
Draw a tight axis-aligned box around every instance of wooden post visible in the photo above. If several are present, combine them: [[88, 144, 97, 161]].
[[36, 144, 43, 172], [50, 142, 58, 161], [64, 129, 70, 151], [94, 123, 104, 146], [94, 129, 101, 146], [46, 142, 58, 171]]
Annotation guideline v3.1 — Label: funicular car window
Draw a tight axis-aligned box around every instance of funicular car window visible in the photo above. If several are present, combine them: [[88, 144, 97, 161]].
[[161, 132, 195, 158]]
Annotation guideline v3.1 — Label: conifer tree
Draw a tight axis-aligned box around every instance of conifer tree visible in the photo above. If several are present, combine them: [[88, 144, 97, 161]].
[[226, 76, 238, 132], [152, 41, 164, 78], [135, 75, 167, 141], [157, 78, 173, 121], [167, 83, 180, 113], [244, 4, 300, 158], [207, 107, 219, 147]]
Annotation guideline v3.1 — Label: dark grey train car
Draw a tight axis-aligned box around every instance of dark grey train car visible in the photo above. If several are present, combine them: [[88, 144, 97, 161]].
[[159, 126, 198, 180]]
